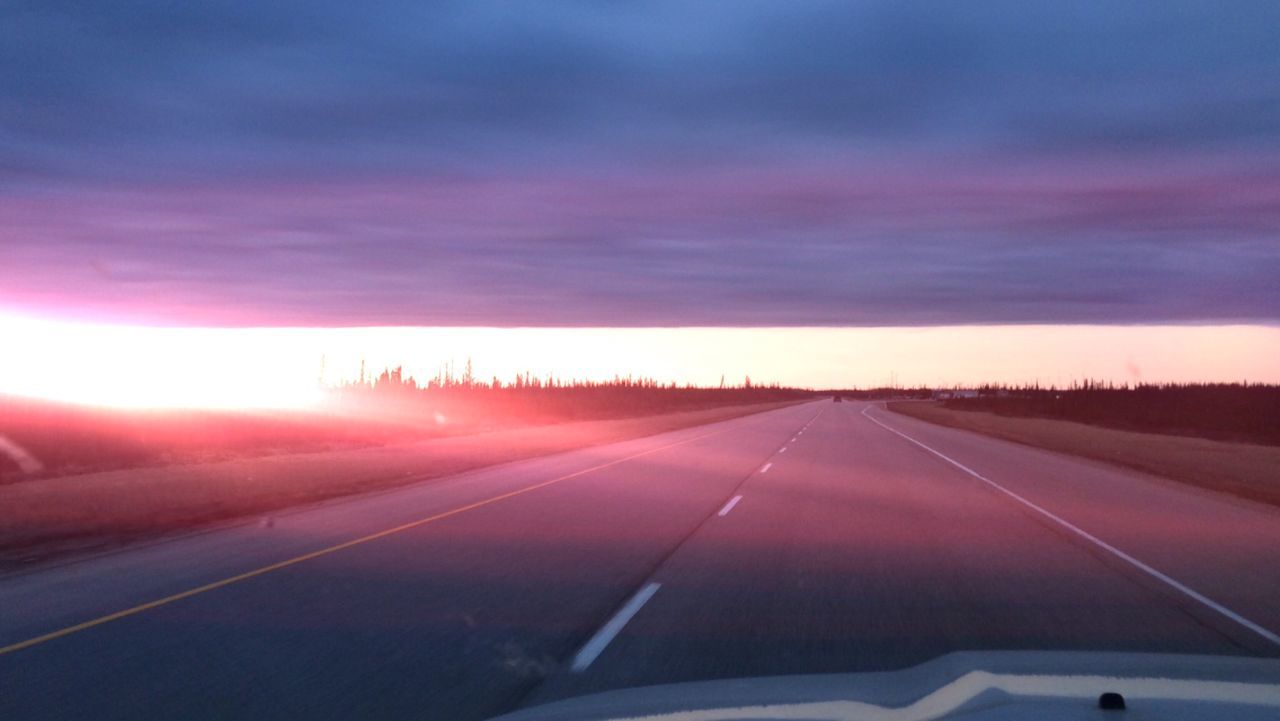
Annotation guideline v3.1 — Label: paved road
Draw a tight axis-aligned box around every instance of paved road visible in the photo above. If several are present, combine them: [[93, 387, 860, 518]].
[[3, 400, 1279, 720]]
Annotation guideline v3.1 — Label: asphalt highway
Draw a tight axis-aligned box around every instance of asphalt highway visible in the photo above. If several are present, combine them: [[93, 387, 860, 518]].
[[3, 400, 1278, 720]]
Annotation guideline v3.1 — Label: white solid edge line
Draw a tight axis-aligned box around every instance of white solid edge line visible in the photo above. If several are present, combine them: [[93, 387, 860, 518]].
[[859, 406, 1280, 649], [570, 583, 662, 672], [718, 495, 743, 517], [760, 463, 772, 473]]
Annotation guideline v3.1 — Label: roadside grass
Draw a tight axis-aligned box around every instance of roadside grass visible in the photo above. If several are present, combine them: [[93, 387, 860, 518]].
[[0, 385, 811, 482], [936, 384, 1280, 446], [887, 401, 1280, 508], [0, 400, 803, 569]]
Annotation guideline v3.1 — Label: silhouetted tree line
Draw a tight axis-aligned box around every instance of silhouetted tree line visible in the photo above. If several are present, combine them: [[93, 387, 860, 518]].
[[940, 382, 1280, 446], [328, 363, 809, 426], [822, 387, 934, 400]]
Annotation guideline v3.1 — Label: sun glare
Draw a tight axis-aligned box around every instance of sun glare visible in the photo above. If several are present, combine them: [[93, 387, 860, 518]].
[[0, 313, 323, 410]]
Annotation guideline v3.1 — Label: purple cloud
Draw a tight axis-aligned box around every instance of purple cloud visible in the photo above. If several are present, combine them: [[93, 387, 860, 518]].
[[2, 2, 1278, 326]]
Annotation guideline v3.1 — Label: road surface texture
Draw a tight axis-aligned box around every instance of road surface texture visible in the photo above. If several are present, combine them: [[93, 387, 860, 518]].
[[3, 400, 1278, 720]]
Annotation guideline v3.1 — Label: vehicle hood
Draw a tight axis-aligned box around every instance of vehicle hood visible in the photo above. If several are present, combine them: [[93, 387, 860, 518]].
[[491, 651, 1280, 721]]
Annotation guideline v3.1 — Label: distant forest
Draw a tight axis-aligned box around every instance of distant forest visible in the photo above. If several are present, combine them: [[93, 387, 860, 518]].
[[326, 363, 810, 425], [937, 382, 1280, 446]]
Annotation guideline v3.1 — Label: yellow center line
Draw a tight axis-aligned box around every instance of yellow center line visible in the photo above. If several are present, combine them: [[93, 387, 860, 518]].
[[0, 419, 760, 657]]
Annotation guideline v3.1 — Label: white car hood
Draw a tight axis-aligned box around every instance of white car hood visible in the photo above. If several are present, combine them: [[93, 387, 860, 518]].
[[492, 651, 1280, 721]]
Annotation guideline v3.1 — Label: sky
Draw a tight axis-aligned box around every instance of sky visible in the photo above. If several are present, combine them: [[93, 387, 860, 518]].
[[2, 2, 1278, 401]]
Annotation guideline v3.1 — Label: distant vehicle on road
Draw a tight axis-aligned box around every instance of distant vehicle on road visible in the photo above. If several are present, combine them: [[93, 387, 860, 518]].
[[833, 396, 842, 403]]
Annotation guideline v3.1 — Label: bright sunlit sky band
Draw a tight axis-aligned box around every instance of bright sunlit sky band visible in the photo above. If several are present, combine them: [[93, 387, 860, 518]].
[[2, 2, 1279, 406], [1, 313, 1277, 409]]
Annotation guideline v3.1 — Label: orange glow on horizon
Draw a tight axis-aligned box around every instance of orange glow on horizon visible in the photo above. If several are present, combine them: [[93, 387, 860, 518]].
[[0, 311, 1277, 411]]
